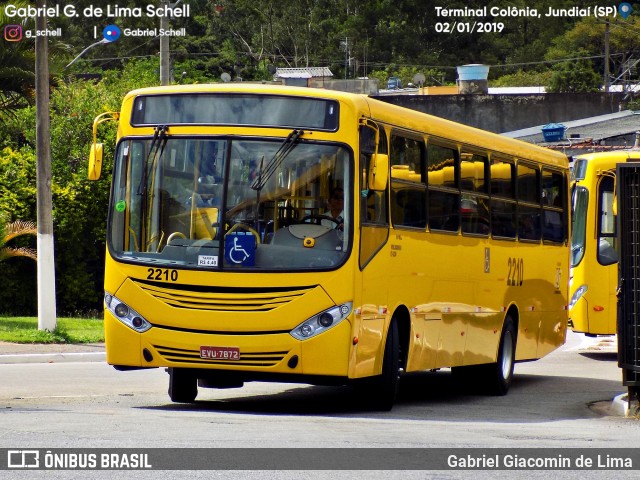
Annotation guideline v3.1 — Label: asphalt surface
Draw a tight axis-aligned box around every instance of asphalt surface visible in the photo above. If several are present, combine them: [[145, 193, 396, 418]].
[[0, 335, 637, 417]]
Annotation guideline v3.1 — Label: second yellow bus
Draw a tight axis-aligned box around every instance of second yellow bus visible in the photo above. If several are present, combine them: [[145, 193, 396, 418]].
[[570, 150, 640, 335]]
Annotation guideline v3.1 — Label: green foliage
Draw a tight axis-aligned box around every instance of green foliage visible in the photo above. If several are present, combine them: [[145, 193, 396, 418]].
[[546, 57, 602, 93], [0, 58, 159, 315], [491, 70, 553, 87], [0, 316, 104, 343], [0, 147, 36, 219], [0, 2, 616, 315], [0, 2, 35, 121], [369, 67, 447, 88], [626, 98, 640, 111]]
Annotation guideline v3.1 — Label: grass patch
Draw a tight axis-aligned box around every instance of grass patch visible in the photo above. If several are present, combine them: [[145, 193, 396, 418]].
[[0, 317, 104, 344]]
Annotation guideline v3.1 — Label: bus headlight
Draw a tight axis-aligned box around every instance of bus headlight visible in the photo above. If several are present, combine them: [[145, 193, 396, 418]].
[[569, 284, 588, 310], [290, 302, 352, 340], [104, 291, 152, 333]]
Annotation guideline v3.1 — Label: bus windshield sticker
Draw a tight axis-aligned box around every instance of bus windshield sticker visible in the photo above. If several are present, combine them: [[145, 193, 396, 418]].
[[197, 255, 219, 267], [225, 233, 256, 266]]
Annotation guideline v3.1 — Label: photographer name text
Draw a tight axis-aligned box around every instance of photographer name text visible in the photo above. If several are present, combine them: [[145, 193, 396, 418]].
[[4, 3, 191, 19]]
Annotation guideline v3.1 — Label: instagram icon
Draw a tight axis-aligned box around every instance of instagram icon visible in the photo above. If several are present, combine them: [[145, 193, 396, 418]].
[[4, 25, 23, 42]]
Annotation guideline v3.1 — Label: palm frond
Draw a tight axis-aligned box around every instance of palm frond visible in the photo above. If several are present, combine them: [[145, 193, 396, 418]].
[[0, 246, 37, 262], [0, 92, 30, 124], [3, 220, 37, 243]]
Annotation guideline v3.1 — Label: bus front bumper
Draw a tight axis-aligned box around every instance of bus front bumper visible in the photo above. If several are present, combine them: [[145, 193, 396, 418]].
[[104, 310, 352, 378]]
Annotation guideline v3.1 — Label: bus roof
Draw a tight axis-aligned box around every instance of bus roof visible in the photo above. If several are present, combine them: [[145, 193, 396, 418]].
[[574, 149, 640, 162]]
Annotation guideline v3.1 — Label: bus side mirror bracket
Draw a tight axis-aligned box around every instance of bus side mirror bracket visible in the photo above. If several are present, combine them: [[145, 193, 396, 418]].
[[368, 153, 389, 191], [88, 112, 119, 180]]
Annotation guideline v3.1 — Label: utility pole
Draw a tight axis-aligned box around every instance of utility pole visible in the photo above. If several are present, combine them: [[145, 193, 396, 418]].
[[159, 0, 170, 85], [159, 0, 183, 85], [35, 0, 57, 331], [604, 20, 610, 93], [340, 37, 350, 80]]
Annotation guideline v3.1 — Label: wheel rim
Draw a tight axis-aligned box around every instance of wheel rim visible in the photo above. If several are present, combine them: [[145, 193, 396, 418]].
[[500, 330, 514, 380]]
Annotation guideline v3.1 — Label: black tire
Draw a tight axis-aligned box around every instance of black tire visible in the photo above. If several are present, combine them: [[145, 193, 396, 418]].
[[367, 319, 400, 411], [167, 368, 198, 403], [483, 316, 516, 396]]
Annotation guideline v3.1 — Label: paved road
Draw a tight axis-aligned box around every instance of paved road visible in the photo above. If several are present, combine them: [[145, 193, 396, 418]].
[[0, 331, 637, 479]]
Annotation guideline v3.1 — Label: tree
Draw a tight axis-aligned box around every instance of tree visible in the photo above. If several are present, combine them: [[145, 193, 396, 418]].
[[0, 1, 69, 124], [546, 57, 602, 93], [492, 70, 553, 87], [0, 218, 37, 262], [0, 3, 35, 122], [0, 59, 158, 315], [545, 15, 640, 86]]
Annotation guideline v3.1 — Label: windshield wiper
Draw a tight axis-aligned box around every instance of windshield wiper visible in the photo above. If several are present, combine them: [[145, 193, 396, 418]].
[[137, 125, 169, 197], [251, 129, 303, 191]]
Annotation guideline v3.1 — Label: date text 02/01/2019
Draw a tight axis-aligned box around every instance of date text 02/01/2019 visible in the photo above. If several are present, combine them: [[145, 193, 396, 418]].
[[435, 22, 505, 34]]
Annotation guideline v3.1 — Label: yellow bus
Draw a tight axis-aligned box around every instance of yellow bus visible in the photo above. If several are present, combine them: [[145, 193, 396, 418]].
[[569, 151, 639, 335], [89, 84, 570, 409]]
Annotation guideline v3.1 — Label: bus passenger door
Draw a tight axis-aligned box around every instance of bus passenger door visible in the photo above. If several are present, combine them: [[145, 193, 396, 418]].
[[355, 194, 390, 378], [353, 121, 391, 378], [597, 175, 618, 334]]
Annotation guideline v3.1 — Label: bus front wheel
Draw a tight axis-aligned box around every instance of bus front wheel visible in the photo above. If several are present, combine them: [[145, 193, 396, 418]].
[[358, 319, 400, 411], [167, 368, 198, 403]]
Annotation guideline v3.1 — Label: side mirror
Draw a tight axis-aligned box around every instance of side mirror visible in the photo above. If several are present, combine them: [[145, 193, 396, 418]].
[[88, 143, 103, 181], [87, 111, 119, 181], [368, 153, 389, 191]]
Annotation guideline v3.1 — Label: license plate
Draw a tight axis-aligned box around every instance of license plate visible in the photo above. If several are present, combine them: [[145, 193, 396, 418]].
[[200, 346, 240, 360]]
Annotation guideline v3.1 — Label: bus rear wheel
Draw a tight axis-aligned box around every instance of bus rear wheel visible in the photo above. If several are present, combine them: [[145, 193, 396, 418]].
[[483, 316, 516, 396], [168, 368, 198, 403], [452, 316, 516, 396]]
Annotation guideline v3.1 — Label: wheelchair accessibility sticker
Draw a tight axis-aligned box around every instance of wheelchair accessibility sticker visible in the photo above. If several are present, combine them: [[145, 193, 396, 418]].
[[225, 233, 256, 266]]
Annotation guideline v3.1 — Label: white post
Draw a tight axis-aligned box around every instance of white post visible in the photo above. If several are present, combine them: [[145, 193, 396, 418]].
[[35, 0, 57, 331]]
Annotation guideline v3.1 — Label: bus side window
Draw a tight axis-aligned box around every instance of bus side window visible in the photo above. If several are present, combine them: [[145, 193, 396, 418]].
[[597, 175, 618, 265], [542, 169, 566, 243], [390, 134, 426, 228], [427, 142, 459, 232], [360, 123, 388, 226], [516, 163, 541, 241], [460, 151, 489, 235], [490, 159, 516, 239]]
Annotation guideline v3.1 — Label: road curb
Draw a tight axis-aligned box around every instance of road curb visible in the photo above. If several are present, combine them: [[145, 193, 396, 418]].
[[0, 352, 106, 365], [610, 392, 640, 418]]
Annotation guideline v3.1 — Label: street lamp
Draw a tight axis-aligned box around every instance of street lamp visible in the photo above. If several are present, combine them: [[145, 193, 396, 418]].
[[65, 38, 109, 69]]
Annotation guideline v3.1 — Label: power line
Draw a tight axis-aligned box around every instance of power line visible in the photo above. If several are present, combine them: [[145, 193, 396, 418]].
[[72, 48, 630, 73]]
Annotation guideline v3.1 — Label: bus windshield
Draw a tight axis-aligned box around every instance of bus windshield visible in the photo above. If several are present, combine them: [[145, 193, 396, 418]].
[[571, 185, 588, 267], [109, 135, 352, 271]]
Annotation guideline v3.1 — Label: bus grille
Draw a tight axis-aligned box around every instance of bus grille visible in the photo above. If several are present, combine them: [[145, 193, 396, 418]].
[[153, 344, 288, 367], [132, 279, 316, 312]]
